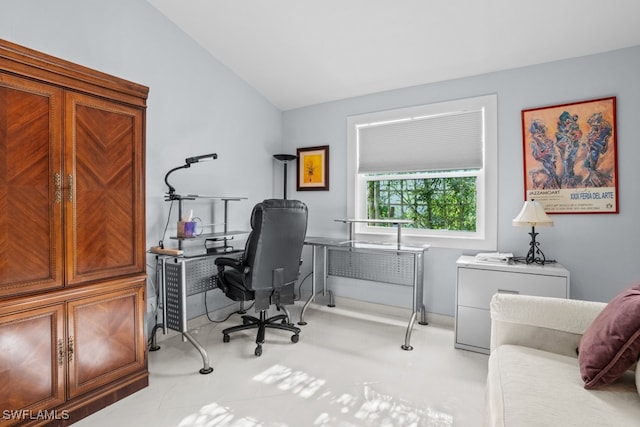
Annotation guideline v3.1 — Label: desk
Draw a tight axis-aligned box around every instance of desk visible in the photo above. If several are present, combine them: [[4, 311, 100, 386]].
[[301, 237, 429, 350], [150, 194, 248, 373], [151, 248, 244, 374]]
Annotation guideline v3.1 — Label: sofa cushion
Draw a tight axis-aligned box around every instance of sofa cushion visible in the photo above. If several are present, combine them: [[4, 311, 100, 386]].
[[578, 284, 640, 389], [486, 345, 640, 426]]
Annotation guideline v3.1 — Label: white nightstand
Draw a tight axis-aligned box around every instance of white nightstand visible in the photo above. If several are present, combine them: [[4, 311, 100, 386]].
[[455, 255, 570, 354]]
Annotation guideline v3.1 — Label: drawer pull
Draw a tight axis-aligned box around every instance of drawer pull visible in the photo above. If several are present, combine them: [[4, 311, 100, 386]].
[[54, 173, 62, 203], [67, 175, 74, 203], [57, 338, 64, 366], [68, 336, 74, 363], [497, 289, 520, 295]]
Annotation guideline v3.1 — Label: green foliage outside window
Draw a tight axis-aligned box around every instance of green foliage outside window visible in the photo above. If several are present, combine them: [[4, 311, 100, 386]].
[[366, 176, 477, 231]]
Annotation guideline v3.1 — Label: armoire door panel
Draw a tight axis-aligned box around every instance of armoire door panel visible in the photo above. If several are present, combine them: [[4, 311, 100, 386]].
[[0, 304, 66, 417], [0, 74, 63, 298], [65, 92, 145, 286], [1, 39, 148, 421], [66, 285, 145, 399]]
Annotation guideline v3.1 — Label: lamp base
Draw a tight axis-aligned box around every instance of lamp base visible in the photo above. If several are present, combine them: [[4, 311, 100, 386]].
[[524, 226, 547, 265]]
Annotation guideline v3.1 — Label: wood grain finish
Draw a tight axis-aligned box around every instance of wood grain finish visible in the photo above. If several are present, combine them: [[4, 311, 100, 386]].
[[67, 286, 145, 399], [65, 93, 145, 286], [0, 38, 148, 426], [0, 304, 65, 416], [0, 75, 63, 297]]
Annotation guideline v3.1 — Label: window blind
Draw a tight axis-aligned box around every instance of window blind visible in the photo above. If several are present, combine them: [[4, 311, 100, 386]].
[[357, 109, 483, 174]]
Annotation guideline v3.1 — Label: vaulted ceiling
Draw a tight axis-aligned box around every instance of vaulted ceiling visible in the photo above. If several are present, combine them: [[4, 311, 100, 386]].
[[148, 0, 640, 111]]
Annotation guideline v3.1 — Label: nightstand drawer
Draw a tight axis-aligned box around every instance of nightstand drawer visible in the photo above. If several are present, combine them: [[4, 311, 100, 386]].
[[455, 256, 570, 354], [455, 306, 491, 352], [457, 267, 568, 309]]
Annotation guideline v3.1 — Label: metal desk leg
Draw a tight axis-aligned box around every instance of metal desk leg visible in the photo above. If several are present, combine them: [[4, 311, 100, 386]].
[[299, 245, 318, 325], [149, 256, 165, 352], [149, 324, 162, 352], [300, 245, 334, 325], [279, 304, 293, 325], [419, 304, 428, 325], [418, 252, 428, 326], [177, 258, 213, 374], [324, 245, 335, 308], [401, 252, 427, 350], [402, 311, 418, 351], [183, 332, 213, 374]]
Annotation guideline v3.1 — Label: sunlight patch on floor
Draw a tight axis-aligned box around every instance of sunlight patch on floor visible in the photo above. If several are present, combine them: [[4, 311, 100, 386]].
[[177, 362, 454, 426]]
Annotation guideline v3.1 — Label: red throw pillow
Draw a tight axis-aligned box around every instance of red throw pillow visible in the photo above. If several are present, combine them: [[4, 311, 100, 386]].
[[578, 284, 640, 389]]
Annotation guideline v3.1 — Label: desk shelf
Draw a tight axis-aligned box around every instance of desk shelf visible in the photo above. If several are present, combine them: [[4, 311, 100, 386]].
[[151, 194, 248, 374], [169, 230, 248, 241], [164, 194, 248, 252]]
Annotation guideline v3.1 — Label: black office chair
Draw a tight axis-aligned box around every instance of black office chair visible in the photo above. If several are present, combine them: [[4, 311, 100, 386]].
[[215, 199, 308, 356]]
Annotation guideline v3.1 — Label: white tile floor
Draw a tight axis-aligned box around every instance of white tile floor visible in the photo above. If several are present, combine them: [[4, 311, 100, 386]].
[[75, 301, 488, 427]]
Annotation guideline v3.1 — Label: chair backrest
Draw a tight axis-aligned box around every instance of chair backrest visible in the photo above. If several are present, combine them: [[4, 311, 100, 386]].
[[242, 199, 308, 292]]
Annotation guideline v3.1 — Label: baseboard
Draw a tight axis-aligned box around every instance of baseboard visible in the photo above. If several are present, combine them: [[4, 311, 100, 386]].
[[312, 295, 454, 329], [150, 295, 454, 347]]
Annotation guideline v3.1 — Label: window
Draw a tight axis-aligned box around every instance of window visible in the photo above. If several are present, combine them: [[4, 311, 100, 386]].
[[347, 95, 498, 250]]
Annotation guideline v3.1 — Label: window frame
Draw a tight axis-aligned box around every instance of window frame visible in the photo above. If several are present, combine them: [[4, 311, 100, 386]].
[[346, 94, 498, 250]]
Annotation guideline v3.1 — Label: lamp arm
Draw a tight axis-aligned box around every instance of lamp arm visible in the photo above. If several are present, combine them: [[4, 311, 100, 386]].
[[164, 164, 191, 199], [186, 153, 218, 164], [164, 153, 218, 200]]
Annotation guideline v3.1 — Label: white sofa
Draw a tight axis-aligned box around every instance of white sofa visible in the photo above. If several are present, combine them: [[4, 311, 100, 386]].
[[485, 293, 640, 426]]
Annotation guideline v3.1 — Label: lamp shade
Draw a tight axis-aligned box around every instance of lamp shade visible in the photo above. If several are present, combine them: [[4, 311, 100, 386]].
[[512, 200, 554, 227], [273, 154, 297, 162]]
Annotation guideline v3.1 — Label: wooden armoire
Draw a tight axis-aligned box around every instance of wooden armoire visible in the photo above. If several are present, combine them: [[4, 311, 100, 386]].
[[0, 39, 148, 426]]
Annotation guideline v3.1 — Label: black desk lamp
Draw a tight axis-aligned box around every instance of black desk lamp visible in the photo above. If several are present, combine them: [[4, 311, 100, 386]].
[[164, 153, 218, 200], [273, 154, 297, 199]]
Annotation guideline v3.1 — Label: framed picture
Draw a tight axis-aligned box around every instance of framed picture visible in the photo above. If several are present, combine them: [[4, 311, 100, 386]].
[[297, 145, 329, 191], [521, 96, 618, 214]]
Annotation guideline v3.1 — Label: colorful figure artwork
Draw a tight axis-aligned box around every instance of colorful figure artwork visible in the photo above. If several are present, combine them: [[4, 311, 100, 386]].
[[521, 97, 617, 213]]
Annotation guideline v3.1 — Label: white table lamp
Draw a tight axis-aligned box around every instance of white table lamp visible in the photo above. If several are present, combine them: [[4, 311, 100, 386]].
[[512, 200, 554, 264]]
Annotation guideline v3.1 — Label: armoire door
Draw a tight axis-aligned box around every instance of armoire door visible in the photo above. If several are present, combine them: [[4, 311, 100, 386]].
[[0, 303, 66, 422], [64, 92, 145, 286], [0, 73, 64, 298], [66, 283, 146, 399]]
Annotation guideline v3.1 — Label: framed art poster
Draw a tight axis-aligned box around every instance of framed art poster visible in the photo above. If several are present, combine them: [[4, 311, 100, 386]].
[[297, 145, 329, 191], [521, 96, 618, 214]]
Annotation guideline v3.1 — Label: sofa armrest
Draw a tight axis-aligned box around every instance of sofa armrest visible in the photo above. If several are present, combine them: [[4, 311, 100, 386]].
[[490, 293, 606, 358]]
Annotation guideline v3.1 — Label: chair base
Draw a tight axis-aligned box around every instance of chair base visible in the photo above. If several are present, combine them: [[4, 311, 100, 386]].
[[222, 309, 301, 356]]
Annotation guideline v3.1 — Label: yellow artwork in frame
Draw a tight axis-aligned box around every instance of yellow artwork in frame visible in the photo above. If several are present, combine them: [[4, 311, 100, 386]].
[[297, 145, 329, 191]]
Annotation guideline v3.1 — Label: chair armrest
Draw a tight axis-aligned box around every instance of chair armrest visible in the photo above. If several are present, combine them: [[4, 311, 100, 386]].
[[214, 256, 244, 271], [490, 293, 606, 357]]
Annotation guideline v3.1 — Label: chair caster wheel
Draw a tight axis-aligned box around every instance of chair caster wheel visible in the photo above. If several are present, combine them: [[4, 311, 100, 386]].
[[223, 334, 230, 343], [255, 345, 263, 356], [291, 334, 299, 343]]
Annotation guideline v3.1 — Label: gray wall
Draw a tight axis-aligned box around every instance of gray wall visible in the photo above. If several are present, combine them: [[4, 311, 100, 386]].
[[0, 0, 283, 325], [2, 0, 639, 321], [284, 46, 640, 315]]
